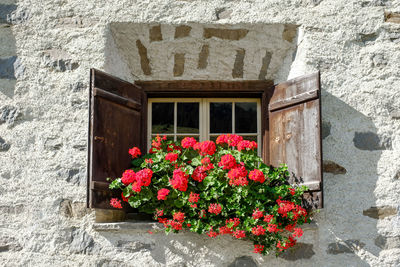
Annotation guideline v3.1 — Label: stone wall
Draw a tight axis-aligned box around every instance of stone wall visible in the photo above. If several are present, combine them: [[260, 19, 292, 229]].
[[1, 0, 400, 266]]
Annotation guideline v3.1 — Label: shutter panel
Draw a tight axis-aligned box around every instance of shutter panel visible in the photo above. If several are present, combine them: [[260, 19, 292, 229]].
[[87, 69, 146, 209], [268, 72, 322, 209]]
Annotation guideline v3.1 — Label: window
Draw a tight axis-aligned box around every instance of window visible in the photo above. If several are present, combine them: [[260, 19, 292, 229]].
[[148, 98, 261, 155], [87, 69, 322, 212]]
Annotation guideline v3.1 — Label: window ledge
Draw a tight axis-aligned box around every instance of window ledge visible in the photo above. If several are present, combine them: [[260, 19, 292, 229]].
[[93, 220, 163, 232]]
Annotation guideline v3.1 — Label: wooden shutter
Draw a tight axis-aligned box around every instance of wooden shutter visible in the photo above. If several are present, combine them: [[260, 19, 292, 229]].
[[268, 72, 322, 209], [87, 69, 146, 209]]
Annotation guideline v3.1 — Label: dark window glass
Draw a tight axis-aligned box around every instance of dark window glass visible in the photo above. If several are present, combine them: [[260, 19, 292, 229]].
[[177, 103, 199, 133], [210, 102, 232, 133], [235, 102, 257, 133], [152, 103, 174, 133]]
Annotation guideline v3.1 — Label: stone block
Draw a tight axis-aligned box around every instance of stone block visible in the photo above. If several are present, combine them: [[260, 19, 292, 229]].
[[0, 105, 20, 125], [232, 49, 245, 78], [69, 81, 86, 92], [173, 53, 185, 77], [385, 12, 400, 24], [353, 131, 392, 150], [0, 233, 22, 252], [69, 228, 98, 254], [203, 28, 248, 40], [0, 27, 16, 56], [279, 243, 315, 261], [0, 136, 10, 151], [116, 240, 153, 253], [44, 137, 62, 150], [374, 235, 400, 249], [6, 6, 28, 24], [228, 256, 257, 267], [197, 44, 209, 69], [258, 50, 272, 80], [41, 49, 79, 72], [327, 239, 365, 254], [323, 160, 347, 175], [282, 25, 298, 43], [136, 40, 151, 75], [60, 199, 88, 218], [95, 209, 125, 223], [216, 8, 232, 20], [174, 25, 191, 39], [363, 206, 398, 219], [390, 111, 400, 119], [149, 25, 162, 42]]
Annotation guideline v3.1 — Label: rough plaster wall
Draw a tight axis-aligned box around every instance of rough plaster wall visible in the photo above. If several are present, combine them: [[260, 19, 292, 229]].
[[0, 0, 400, 266]]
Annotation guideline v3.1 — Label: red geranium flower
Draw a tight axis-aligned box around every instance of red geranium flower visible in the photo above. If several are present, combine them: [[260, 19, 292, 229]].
[[121, 169, 136, 185], [157, 188, 170, 200], [181, 137, 197, 148], [173, 211, 185, 222], [248, 169, 266, 183], [188, 192, 200, 203], [252, 208, 264, 219], [252, 225, 266, 236], [208, 203, 222, 215], [253, 244, 264, 254], [165, 153, 179, 162], [110, 198, 122, 209], [128, 147, 141, 158], [194, 141, 216, 156], [233, 229, 246, 239], [169, 168, 189, 191], [218, 154, 237, 170]]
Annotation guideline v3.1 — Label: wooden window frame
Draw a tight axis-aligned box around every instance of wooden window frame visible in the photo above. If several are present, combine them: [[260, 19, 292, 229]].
[[136, 80, 274, 163]]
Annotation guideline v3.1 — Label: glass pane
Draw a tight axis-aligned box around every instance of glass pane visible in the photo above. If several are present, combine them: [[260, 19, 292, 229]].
[[152, 103, 174, 133], [151, 135, 174, 142], [235, 102, 257, 133], [210, 102, 232, 133], [177, 103, 199, 133], [242, 135, 258, 142]]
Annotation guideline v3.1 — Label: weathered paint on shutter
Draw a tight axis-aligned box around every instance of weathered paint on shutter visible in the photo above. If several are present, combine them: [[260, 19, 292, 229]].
[[87, 69, 146, 209], [268, 72, 323, 209]]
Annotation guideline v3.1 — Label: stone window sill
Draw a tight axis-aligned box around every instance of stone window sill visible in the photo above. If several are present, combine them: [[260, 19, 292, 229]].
[[93, 221, 163, 232]]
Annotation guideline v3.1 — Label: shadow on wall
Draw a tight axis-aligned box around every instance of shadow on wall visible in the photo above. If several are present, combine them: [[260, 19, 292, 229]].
[[88, 92, 387, 266], [95, 22, 390, 266]]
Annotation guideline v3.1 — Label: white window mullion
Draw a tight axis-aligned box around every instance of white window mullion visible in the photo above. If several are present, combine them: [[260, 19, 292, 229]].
[[174, 101, 177, 142], [232, 102, 235, 134]]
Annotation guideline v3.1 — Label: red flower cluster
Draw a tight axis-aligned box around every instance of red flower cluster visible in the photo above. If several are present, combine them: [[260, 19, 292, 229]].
[[165, 152, 179, 162], [218, 154, 237, 170], [289, 188, 296, 196], [121, 192, 130, 202], [248, 169, 266, 183], [263, 214, 274, 223], [181, 137, 197, 148], [193, 141, 216, 156], [128, 147, 141, 158], [192, 159, 214, 182], [254, 244, 264, 254], [276, 198, 307, 221], [252, 225, 266, 236], [237, 140, 257, 151], [267, 224, 281, 233], [292, 228, 303, 238], [277, 236, 296, 251], [226, 217, 240, 228], [207, 227, 218, 238], [208, 203, 222, 215], [155, 209, 164, 217], [121, 168, 153, 192], [157, 188, 170, 200], [216, 134, 243, 147], [188, 192, 200, 203], [170, 168, 189, 191], [252, 208, 264, 220], [110, 198, 122, 209], [227, 164, 248, 186], [150, 134, 167, 153], [173, 211, 185, 222], [233, 229, 246, 239], [219, 226, 233, 235]]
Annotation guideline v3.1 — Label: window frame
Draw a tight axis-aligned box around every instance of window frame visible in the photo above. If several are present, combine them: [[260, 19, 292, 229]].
[[147, 97, 262, 156], [136, 80, 275, 164]]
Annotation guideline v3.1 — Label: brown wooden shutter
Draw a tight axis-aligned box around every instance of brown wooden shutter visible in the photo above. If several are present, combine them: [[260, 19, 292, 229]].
[[268, 72, 322, 209], [87, 69, 146, 209]]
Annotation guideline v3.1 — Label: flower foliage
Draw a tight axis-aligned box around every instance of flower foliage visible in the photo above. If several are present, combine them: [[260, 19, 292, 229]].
[[109, 134, 310, 255]]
